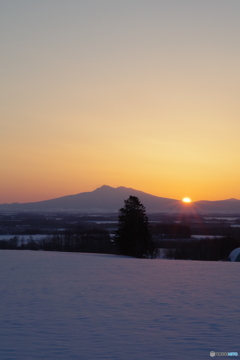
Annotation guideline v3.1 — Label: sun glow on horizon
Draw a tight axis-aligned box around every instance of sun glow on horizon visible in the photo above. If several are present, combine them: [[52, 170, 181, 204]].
[[182, 197, 192, 203], [1, 2, 240, 203]]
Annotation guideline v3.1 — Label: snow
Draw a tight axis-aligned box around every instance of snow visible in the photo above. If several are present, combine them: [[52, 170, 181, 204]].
[[191, 235, 224, 239], [0, 251, 239, 360]]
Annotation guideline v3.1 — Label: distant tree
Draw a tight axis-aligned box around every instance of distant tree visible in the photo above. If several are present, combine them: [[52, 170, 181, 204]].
[[114, 196, 156, 258]]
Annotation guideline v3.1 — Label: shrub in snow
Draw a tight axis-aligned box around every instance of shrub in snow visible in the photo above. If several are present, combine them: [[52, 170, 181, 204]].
[[228, 247, 240, 262]]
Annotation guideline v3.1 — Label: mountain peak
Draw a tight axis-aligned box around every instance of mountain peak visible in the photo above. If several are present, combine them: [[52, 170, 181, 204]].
[[95, 185, 115, 191]]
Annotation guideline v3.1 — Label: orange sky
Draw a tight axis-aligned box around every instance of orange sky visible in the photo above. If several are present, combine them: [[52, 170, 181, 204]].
[[1, 1, 240, 203]]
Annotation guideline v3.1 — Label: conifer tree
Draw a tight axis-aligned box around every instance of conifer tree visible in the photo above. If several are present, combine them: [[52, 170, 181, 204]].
[[114, 196, 155, 258]]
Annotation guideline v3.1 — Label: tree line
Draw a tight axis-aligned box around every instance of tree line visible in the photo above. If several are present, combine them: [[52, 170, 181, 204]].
[[165, 236, 240, 261], [0, 228, 115, 254], [0, 196, 158, 258], [1, 195, 239, 261]]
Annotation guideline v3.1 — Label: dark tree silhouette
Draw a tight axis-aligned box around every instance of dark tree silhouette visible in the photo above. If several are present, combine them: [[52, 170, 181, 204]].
[[114, 196, 155, 258]]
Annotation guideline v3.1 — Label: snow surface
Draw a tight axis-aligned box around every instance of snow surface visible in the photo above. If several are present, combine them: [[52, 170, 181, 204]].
[[191, 235, 224, 239], [0, 251, 239, 360]]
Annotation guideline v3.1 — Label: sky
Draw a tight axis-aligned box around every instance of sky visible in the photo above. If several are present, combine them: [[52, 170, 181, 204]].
[[1, 0, 240, 203]]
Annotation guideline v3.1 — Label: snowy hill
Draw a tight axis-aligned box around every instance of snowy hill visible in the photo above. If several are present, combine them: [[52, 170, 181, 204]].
[[0, 250, 239, 359]]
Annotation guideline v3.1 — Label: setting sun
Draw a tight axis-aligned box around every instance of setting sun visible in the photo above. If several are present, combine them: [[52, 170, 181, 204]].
[[182, 197, 192, 203]]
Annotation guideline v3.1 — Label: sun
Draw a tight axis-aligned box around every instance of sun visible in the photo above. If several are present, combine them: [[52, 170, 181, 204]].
[[182, 197, 192, 203]]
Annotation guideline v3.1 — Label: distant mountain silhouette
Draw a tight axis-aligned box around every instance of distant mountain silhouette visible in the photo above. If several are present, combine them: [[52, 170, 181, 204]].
[[0, 185, 240, 214], [194, 198, 240, 214]]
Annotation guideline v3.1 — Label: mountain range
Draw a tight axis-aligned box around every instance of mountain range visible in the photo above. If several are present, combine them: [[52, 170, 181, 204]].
[[1, 185, 240, 214]]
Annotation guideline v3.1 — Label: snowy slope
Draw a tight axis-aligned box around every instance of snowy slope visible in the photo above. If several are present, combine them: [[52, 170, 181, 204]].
[[0, 251, 239, 359]]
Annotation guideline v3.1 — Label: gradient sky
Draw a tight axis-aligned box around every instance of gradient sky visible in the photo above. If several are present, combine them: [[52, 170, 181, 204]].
[[1, 0, 240, 203]]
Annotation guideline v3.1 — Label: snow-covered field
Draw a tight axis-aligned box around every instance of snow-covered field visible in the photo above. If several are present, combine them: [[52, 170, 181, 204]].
[[0, 251, 239, 360]]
